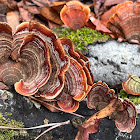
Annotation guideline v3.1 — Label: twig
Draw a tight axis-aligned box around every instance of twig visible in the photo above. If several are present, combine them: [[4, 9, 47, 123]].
[[110, 83, 122, 89], [35, 120, 70, 140], [0, 121, 69, 130], [29, 96, 85, 118]]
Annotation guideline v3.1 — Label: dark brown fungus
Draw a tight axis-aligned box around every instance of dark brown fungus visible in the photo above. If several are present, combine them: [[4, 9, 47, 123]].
[[110, 99, 137, 133], [60, 1, 90, 30], [87, 81, 113, 110], [86, 81, 137, 133], [107, 1, 140, 43]]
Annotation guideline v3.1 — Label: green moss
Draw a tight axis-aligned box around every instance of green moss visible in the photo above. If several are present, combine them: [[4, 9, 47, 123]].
[[0, 112, 24, 140], [119, 89, 140, 104], [52, 27, 110, 51]]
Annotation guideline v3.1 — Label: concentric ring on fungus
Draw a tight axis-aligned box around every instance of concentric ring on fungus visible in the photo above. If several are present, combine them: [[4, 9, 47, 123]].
[[0, 21, 70, 97], [107, 1, 140, 43], [60, 1, 90, 30]]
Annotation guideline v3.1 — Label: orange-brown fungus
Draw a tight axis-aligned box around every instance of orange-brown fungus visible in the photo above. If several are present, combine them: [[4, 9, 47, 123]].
[[0, 21, 69, 97], [107, 1, 140, 43], [101, 6, 117, 26], [0, 21, 93, 112], [55, 38, 93, 112], [60, 1, 90, 30]]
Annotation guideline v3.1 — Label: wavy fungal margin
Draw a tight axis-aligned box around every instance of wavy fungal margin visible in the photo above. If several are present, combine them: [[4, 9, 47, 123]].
[[0, 21, 95, 112], [0, 21, 70, 97]]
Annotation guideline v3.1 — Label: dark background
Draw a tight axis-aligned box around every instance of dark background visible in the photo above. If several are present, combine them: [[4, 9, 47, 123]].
[[1, 88, 139, 140]]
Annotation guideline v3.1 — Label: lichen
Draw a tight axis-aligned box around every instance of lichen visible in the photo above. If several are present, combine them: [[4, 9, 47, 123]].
[[0, 112, 24, 140], [119, 89, 140, 104], [52, 27, 110, 52]]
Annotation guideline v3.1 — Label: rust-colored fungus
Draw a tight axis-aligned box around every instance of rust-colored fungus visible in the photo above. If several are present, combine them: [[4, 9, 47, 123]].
[[57, 92, 79, 112], [101, 6, 117, 26], [11, 22, 29, 60], [60, 38, 94, 86], [0, 21, 70, 97], [15, 33, 52, 95], [76, 95, 136, 140], [60, 1, 90, 30], [36, 38, 93, 112], [122, 75, 140, 95], [75, 82, 137, 139], [55, 38, 92, 112], [107, 1, 140, 43], [75, 50, 94, 86], [28, 21, 70, 99], [0, 21, 94, 112], [86, 81, 137, 133]]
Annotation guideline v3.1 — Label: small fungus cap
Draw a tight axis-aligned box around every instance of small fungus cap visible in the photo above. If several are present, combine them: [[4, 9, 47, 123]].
[[60, 1, 90, 30]]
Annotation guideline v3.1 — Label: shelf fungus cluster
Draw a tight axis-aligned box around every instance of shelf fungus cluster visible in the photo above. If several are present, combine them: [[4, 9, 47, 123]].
[[87, 81, 137, 132], [106, 1, 140, 43], [75, 81, 137, 140], [0, 21, 94, 112]]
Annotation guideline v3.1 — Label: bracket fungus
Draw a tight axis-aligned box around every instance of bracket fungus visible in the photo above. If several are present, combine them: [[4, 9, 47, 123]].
[[60, 1, 90, 30], [107, 1, 140, 43], [75, 81, 137, 139], [122, 75, 140, 95], [0, 21, 94, 112], [86, 81, 137, 134], [54, 38, 93, 112], [0, 21, 69, 96], [0, 22, 12, 62]]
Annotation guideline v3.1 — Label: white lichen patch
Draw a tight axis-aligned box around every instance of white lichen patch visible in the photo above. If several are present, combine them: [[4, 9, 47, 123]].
[[87, 40, 140, 86]]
